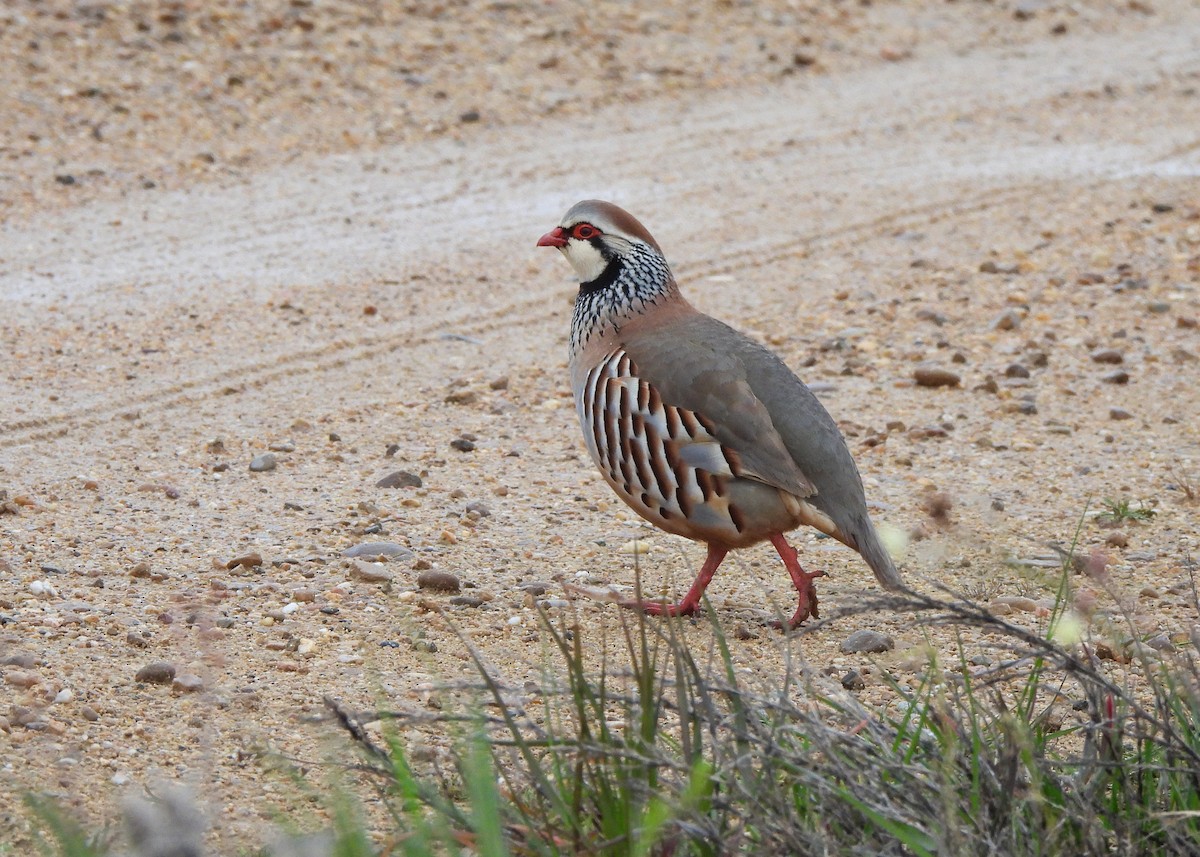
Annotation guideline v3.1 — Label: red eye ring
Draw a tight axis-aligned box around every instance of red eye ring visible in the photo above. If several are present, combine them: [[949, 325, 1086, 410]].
[[572, 223, 599, 240]]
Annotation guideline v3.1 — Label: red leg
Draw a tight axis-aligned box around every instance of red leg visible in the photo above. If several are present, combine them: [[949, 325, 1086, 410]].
[[769, 533, 825, 628], [620, 543, 729, 618]]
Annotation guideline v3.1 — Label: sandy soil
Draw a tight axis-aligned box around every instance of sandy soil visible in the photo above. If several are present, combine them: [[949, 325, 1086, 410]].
[[2, 0, 1200, 850]]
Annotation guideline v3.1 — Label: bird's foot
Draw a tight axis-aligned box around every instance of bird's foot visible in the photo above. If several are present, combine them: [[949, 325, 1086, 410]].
[[768, 534, 825, 629], [780, 567, 823, 628], [617, 598, 700, 618]]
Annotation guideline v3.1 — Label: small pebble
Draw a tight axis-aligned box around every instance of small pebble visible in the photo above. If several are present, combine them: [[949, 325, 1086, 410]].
[[1004, 363, 1030, 378], [840, 629, 895, 654], [375, 470, 422, 489], [1090, 348, 1124, 364], [5, 671, 40, 688], [445, 390, 478, 405], [350, 561, 393, 583], [80, 705, 100, 722], [249, 453, 277, 472], [268, 440, 295, 452], [450, 437, 476, 452], [1145, 634, 1176, 653], [417, 570, 461, 593], [172, 674, 206, 693], [992, 595, 1038, 613], [990, 308, 1022, 330], [1109, 407, 1133, 421], [135, 662, 177, 684], [913, 366, 961, 388], [450, 595, 485, 607], [226, 553, 263, 570], [1101, 370, 1129, 384], [343, 541, 414, 560], [841, 670, 866, 690], [3, 653, 40, 668], [1105, 531, 1129, 548]]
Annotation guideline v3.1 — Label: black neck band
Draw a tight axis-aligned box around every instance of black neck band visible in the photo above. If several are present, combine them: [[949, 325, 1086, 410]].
[[578, 257, 622, 297]]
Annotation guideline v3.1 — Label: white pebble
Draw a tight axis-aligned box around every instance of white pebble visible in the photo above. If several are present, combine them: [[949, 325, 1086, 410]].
[[619, 539, 651, 555], [282, 602, 299, 614], [111, 772, 130, 786], [54, 688, 73, 704], [29, 580, 58, 597], [507, 616, 522, 626]]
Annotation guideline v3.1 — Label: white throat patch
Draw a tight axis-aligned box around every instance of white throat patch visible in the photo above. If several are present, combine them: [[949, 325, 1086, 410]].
[[562, 238, 609, 283]]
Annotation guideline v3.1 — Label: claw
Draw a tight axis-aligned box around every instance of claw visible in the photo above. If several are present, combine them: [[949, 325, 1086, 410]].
[[769, 533, 825, 629], [618, 598, 700, 618]]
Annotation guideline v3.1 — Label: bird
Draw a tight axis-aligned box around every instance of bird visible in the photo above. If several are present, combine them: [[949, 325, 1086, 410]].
[[538, 199, 903, 628]]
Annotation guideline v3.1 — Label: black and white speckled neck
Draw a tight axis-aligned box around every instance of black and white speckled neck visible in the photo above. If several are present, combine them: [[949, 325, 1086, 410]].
[[569, 242, 676, 357]]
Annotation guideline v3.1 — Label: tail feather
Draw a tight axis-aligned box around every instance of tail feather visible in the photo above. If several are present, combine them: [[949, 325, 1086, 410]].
[[850, 515, 904, 591]]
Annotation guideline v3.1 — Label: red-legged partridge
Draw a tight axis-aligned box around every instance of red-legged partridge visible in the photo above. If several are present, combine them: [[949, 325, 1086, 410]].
[[538, 200, 903, 627]]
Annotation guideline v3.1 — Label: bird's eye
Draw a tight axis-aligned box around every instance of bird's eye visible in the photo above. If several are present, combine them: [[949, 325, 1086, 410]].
[[572, 223, 599, 240]]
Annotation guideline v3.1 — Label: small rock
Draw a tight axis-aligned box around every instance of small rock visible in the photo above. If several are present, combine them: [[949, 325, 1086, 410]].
[[135, 662, 177, 684], [1147, 301, 1171, 314], [1090, 348, 1124, 364], [80, 705, 100, 722], [620, 539, 651, 555], [450, 595, 485, 607], [1105, 531, 1129, 548], [444, 389, 478, 405], [841, 670, 866, 690], [1101, 370, 1129, 385], [126, 631, 149, 648], [840, 629, 895, 654], [5, 671, 40, 688], [1109, 408, 1133, 421], [1094, 642, 1127, 663], [450, 437, 476, 452], [1145, 634, 1176, 653], [268, 440, 295, 452], [172, 674, 206, 693], [350, 561, 393, 583], [249, 453, 277, 472], [990, 308, 1022, 330], [226, 553, 263, 570], [417, 570, 461, 593], [518, 582, 550, 597], [1004, 363, 1030, 378], [913, 366, 961, 388], [991, 595, 1039, 613], [1139, 586, 1161, 599], [130, 561, 152, 578], [489, 376, 509, 390], [343, 541, 414, 560], [3, 653, 40, 668], [376, 470, 422, 489]]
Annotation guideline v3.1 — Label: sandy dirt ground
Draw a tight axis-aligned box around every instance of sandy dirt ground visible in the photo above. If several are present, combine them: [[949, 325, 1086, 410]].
[[2, 0, 1200, 851]]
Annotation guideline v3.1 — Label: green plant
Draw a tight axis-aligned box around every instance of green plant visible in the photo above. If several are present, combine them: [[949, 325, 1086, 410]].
[[1099, 497, 1158, 524], [23, 554, 1200, 855]]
